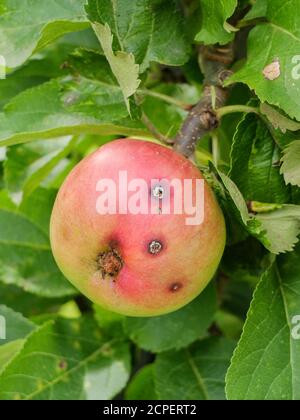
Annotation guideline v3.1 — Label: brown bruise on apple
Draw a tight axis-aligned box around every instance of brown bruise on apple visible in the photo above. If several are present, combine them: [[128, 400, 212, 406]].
[[169, 282, 183, 293], [97, 248, 123, 280]]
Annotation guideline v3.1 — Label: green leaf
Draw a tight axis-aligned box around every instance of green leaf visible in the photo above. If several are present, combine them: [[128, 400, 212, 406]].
[[0, 208, 75, 297], [260, 103, 300, 133], [141, 83, 199, 138], [0, 306, 36, 373], [84, 340, 131, 400], [0, 340, 24, 374], [125, 365, 157, 400], [93, 305, 125, 338], [207, 163, 252, 244], [92, 22, 141, 114], [123, 284, 216, 353], [58, 301, 81, 320], [19, 188, 57, 236], [0, 283, 65, 318], [195, 0, 238, 45], [211, 166, 300, 254], [22, 137, 78, 199], [4, 137, 74, 201], [0, 189, 16, 211], [0, 208, 48, 249], [215, 310, 244, 340], [0, 317, 131, 400], [251, 201, 282, 213], [0, 74, 148, 148], [243, 0, 268, 21], [222, 237, 268, 288], [0, 305, 36, 345], [226, 248, 300, 400], [227, 0, 300, 121], [212, 165, 250, 225], [230, 113, 290, 203], [155, 338, 236, 400], [280, 141, 300, 187], [0, 0, 89, 68], [86, 0, 191, 72], [0, 43, 79, 110], [254, 205, 300, 254]]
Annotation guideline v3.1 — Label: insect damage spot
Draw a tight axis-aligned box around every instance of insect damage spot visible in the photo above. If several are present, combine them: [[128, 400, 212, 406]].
[[58, 360, 68, 370], [169, 282, 183, 293], [152, 185, 165, 199], [148, 240, 163, 255], [263, 59, 281, 81], [97, 248, 123, 279]]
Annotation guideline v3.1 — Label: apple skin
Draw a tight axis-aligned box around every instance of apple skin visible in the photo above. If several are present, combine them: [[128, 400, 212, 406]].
[[50, 139, 226, 317]]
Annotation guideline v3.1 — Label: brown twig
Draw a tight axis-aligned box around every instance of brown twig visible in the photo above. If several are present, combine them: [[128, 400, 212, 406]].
[[173, 44, 234, 158]]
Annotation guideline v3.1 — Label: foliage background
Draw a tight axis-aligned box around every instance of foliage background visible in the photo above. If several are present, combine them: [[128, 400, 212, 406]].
[[0, 0, 300, 400]]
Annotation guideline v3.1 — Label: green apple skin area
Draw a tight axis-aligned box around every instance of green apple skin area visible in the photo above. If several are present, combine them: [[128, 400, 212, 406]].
[[50, 139, 226, 317]]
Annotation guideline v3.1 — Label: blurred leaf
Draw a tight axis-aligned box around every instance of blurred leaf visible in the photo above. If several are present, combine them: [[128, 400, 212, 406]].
[[4, 137, 74, 201], [22, 137, 78, 199], [222, 280, 255, 320], [93, 305, 125, 338], [0, 43, 77, 110], [0, 71, 148, 147], [141, 83, 199, 137], [155, 337, 236, 400], [0, 306, 36, 373], [84, 340, 131, 400], [226, 247, 300, 400], [195, 0, 238, 45], [222, 237, 268, 287], [59, 28, 99, 50], [19, 188, 57, 236], [0, 283, 65, 317], [125, 365, 157, 400], [0, 189, 16, 211], [243, 0, 267, 21], [0, 340, 24, 374], [215, 310, 244, 340], [124, 284, 216, 353], [0, 305, 36, 345], [0, 208, 75, 297], [58, 301, 81, 320], [0, 317, 131, 400], [0, 0, 88, 68]]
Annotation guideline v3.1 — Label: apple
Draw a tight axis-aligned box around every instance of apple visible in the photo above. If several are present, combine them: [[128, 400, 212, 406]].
[[50, 139, 226, 316]]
